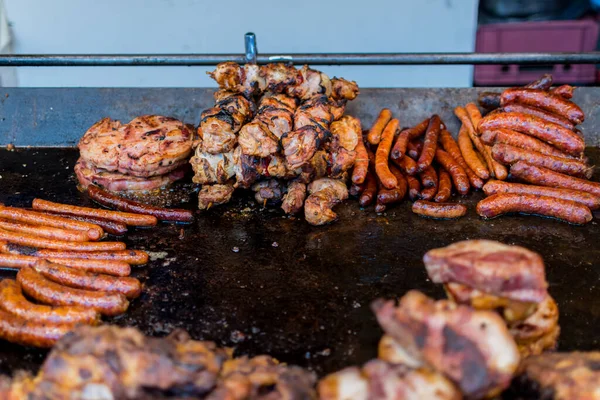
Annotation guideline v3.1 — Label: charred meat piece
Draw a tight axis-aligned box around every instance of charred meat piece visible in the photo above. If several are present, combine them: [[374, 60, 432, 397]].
[[233, 146, 260, 189], [258, 93, 298, 113], [294, 95, 334, 133], [506, 352, 600, 400], [255, 106, 294, 140], [509, 295, 560, 358], [1, 325, 230, 399], [208, 62, 266, 96], [372, 290, 520, 399], [329, 98, 347, 121], [304, 178, 349, 226], [328, 115, 361, 178], [282, 126, 321, 169], [199, 108, 238, 154], [256, 154, 290, 179], [190, 148, 236, 185], [252, 180, 284, 206], [281, 180, 307, 214], [238, 121, 280, 157], [318, 359, 460, 400], [286, 65, 332, 100], [331, 77, 359, 101], [260, 63, 303, 94], [198, 184, 235, 210], [207, 355, 316, 400]]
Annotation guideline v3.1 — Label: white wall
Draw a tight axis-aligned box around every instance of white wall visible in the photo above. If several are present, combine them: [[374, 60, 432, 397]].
[[3, 0, 478, 88]]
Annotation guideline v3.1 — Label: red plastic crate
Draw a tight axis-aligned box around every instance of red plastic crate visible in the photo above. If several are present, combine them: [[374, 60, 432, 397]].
[[474, 20, 599, 85]]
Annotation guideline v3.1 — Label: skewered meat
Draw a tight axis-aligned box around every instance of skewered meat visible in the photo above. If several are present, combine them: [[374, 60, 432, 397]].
[[298, 150, 329, 183], [286, 65, 332, 100], [282, 126, 322, 169], [255, 102, 295, 139], [260, 63, 303, 94], [328, 116, 361, 178], [233, 146, 261, 189], [331, 77, 359, 101], [190, 149, 236, 184], [256, 154, 292, 179], [329, 99, 347, 121], [238, 121, 280, 157], [372, 290, 520, 399], [281, 181, 307, 214], [252, 180, 284, 206], [198, 184, 235, 210], [1, 325, 230, 399], [207, 355, 316, 400], [304, 178, 348, 225], [294, 95, 334, 133], [208, 62, 266, 96], [509, 295, 560, 358]]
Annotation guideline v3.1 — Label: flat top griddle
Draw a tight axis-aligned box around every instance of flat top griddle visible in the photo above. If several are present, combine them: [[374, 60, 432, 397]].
[[0, 147, 598, 377]]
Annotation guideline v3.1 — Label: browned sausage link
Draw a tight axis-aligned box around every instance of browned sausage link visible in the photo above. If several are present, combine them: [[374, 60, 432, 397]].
[[0, 228, 125, 252], [465, 103, 482, 133], [478, 91, 501, 111], [350, 182, 365, 197], [0, 206, 102, 240], [392, 154, 418, 176], [510, 161, 600, 197], [0, 307, 73, 348], [417, 115, 441, 172], [406, 140, 423, 160], [502, 103, 574, 130], [491, 144, 592, 178], [377, 166, 407, 205], [41, 211, 128, 236], [17, 267, 129, 316], [391, 118, 430, 160], [434, 169, 452, 202], [87, 186, 194, 223], [457, 126, 490, 180], [412, 200, 467, 219], [375, 119, 400, 189], [359, 171, 377, 207], [406, 174, 421, 201], [0, 280, 99, 325], [32, 198, 157, 227], [525, 74, 553, 90], [0, 220, 89, 242], [455, 107, 498, 178], [34, 249, 148, 265], [439, 130, 484, 189], [367, 108, 393, 145], [419, 165, 438, 189], [500, 88, 585, 124], [480, 128, 578, 159], [483, 180, 600, 210], [476, 193, 592, 225], [352, 135, 370, 185], [33, 260, 142, 299], [435, 149, 470, 195], [479, 112, 584, 156], [551, 84, 574, 99]]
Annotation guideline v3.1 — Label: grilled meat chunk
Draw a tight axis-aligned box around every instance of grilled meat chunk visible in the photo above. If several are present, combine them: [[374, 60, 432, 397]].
[[329, 99, 347, 121], [260, 63, 303, 94], [252, 180, 284, 206], [328, 115, 361, 178], [372, 290, 520, 399], [286, 65, 332, 100], [190, 149, 236, 185], [282, 126, 322, 169], [304, 178, 349, 226], [294, 95, 334, 133], [331, 77, 359, 101], [208, 62, 266, 96], [233, 146, 260, 189], [238, 121, 280, 157], [509, 295, 560, 358], [198, 184, 235, 210], [281, 181, 307, 215]]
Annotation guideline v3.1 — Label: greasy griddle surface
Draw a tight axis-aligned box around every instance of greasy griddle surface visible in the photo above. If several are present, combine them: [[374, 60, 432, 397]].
[[0, 148, 599, 377]]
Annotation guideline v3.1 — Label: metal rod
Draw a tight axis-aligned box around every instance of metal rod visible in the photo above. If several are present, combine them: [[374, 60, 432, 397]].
[[0, 52, 599, 66], [245, 33, 257, 64]]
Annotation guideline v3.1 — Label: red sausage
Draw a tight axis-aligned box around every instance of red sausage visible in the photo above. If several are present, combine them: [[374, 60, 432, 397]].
[[0, 307, 73, 348], [500, 88, 584, 124], [391, 118, 430, 160], [406, 174, 421, 201], [435, 149, 470, 195], [359, 171, 377, 207], [41, 211, 128, 236], [501, 103, 574, 131], [417, 116, 441, 172], [434, 169, 452, 202], [480, 128, 578, 160], [412, 201, 467, 219]]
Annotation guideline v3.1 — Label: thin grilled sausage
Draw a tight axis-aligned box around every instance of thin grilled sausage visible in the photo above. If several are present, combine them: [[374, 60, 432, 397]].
[[455, 107, 497, 176], [41, 211, 128, 236], [377, 166, 407, 205], [391, 118, 430, 160], [406, 140, 423, 160], [359, 171, 377, 207], [439, 130, 484, 189], [33, 249, 148, 265], [352, 135, 369, 185], [0, 280, 99, 325], [375, 118, 400, 189], [0, 228, 125, 252], [458, 126, 490, 180], [416, 115, 441, 172], [412, 201, 467, 219], [367, 109, 393, 145], [551, 84, 573, 99], [0, 206, 102, 240], [406, 174, 421, 201], [392, 154, 418, 176], [434, 169, 452, 202], [500, 88, 584, 124], [33, 260, 141, 299], [479, 112, 584, 156], [419, 165, 438, 189], [491, 144, 592, 178], [0, 220, 89, 242], [0, 307, 73, 348], [88, 186, 194, 223], [501, 103, 574, 130], [32, 199, 157, 227], [465, 103, 482, 133], [480, 128, 578, 159], [435, 149, 470, 195], [17, 267, 129, 316], [510, 161, 600, 197], [483, 180, 600, 210], [477, 193, 592, 225]]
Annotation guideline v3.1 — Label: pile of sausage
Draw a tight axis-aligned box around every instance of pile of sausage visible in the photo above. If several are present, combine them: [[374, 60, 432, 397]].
[[351, 110, 469, 219], [472, 75, 598, 225]]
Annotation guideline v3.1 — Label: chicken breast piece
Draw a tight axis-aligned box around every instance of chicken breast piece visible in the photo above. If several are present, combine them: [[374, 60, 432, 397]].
[[198, 184, 235, 210], [286, 65, 332, 100], [282, 126, 321, 169], [190, 148, 236, 185], [281, 180, 307, 215], [304, 178, 349, 226], [331, 77, 359, 101]]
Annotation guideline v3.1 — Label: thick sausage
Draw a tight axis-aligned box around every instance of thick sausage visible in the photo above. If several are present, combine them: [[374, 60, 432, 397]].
[[416, 115, 441, 172], [41, 211, 128, 236], [17, 267, 129, 316], [434, 169, 452, 202], [525, 74, 553, 90], [87, 186, 194, 223], [480, 128, 578, 160], [367, 108, 392, 145], [458, 126, 490, 180], [359, 171, 377, 207], [0, 307, 73, 348], [352, 135, 369, 185], [0, 206, 102, 240], [551, 84, 573, 99], [491, 144, 592, 178], [406, 174, 421, 201], [32, 199, 157, 227], [435, 149, 470, 195], [479, 112, 584, 156], [476, 193, 592, 225], [419, 165, 438, 189], [483, 180, 600, 210], [412, 200, 467, 219], [406, 140, 423, 160], [33, 260, 141, 298], [501, 103, 574, 130], [377, 166, 407, 205], [0, 228, 125, 252], [375, 118, 400, 189], [500, 88, 584, 124], [478, 91, 501, 111], [0, 280, 99, 325], [391, 118, 430, 160], [510, 161, 600, 198], [439, 130, 484, 189], [476, 75, 554, 111], [455, 106, 498, 175], [0, 220, 89, 242], [33, 249, 148, 265], [392, 154, 418, 176]]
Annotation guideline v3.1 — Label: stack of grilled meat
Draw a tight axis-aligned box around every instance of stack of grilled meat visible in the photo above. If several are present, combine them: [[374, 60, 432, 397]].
[[76, 115, 194, 192], [190, 62, 360, 225]]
